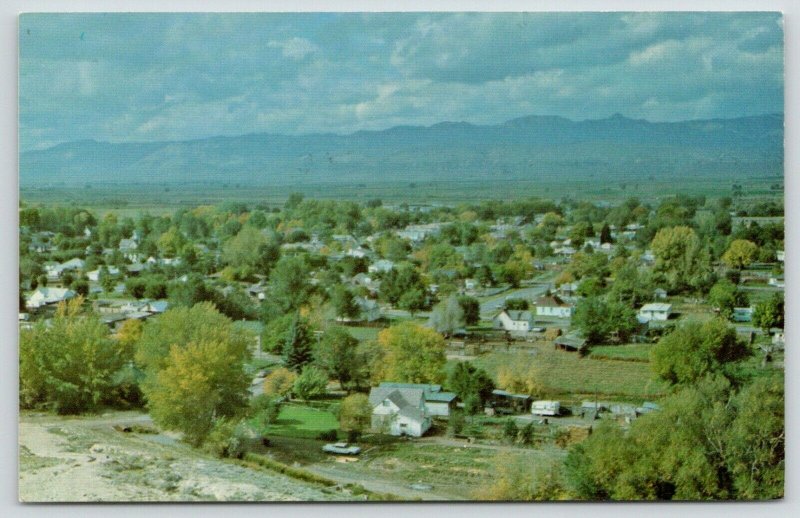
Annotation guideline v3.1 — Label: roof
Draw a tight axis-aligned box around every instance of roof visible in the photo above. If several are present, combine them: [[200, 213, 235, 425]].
[[492, 389, 531, 400], [640, 303, 672, 312], [425, 391, 457, 403], [498, 310, 533, 322], [535, 295, 570, 308], [555, 334, 587, 348], [368, 387, 427, 422]]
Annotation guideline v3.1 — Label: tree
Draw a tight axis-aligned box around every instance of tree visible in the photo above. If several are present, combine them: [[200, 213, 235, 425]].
[[650, 226, 702, 292], [722, 239, 758, 270], [282, 316, 315, 372], [457, 295, 480, 326], [504, 298, 529, 311], [135, 303, 251, 445], [429, 294, 465, 337], [599, 223, 613, 244], [650, 319, 751, 386], [497, 357, 547, 397], [752, 293, 784, 333], [380, 263, 425, 305], [262, 367, 298, 397], [260, 313, 295, 353], [268, 256, 313, 313], [20, 297, 125, 413], [330, 285, 360, 321], [339, 393, 372, 439], [157, 226, 186, 257], [374, 322, 446, 384], [398, 287, 426, 316], [314, 326, 364, 391], [564, 374, 784, 500], [708, 280, 748, 319], [573, 297, 637, 346], [292, 365, 329, 400], [447, 362, 495, 413]]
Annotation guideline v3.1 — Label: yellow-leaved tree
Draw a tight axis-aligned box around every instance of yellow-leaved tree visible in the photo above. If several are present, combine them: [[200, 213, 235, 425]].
[[136, 302, 251, 445], [374, 322, 446, 384]]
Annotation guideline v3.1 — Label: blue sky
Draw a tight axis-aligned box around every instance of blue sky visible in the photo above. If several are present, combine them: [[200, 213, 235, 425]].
[[19, 12, 783, 151]]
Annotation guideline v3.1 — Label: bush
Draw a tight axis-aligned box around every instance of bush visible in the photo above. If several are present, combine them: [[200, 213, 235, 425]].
[[262, 367, 297, 398], [449, 411, 466, 437], [317, 429, 339, 441], [250, 394, 283, 430], [204, 419, 245, 459], [292, 365, 329, 400], [503, 419, 519, 441]]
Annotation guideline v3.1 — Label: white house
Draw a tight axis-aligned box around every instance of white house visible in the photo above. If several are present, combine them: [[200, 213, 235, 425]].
[[493, 310, 535, 333], [535, 295, 574, 318], [638, 303, 672, 323], [777, 250, 785, 262], [369, 386, 432, 437], [87, 266, 120, 282], [653, 288, 668, 300], [26, 287, 76, 309], [377, 382, 458, 417], [368, 259, 395, 274], [531, 400, 561, 416]]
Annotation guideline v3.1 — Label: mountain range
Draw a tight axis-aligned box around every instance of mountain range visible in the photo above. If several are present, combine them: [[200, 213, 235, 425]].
[[20, 113, 783, 186]]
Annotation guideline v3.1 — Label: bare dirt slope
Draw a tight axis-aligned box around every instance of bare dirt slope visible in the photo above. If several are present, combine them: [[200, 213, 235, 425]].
[[19, 411, 348, 502]]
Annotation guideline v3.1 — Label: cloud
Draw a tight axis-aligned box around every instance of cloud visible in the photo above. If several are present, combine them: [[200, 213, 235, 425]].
[[18, 12, 783, 151], [268, 37, 319, 60]]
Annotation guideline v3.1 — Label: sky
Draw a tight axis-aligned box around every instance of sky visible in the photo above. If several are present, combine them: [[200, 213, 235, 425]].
[[18, 12, 784, 152]]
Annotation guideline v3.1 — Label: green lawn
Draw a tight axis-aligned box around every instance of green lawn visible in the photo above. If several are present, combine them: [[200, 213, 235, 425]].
[[265, 403, 340, 439]]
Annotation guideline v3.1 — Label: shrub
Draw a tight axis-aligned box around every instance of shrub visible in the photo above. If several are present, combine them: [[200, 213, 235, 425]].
[[317, 429, 339, 441]]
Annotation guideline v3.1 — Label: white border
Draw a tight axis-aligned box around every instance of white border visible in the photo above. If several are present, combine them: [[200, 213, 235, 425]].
[[2, 2, 797, 518]]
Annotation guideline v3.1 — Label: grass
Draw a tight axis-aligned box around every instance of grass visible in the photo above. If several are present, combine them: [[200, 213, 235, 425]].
[[264, 403, 340, 440], [588, 344, 654, 362], [345, 326, 381, 343], [465, 344, 667, 398]]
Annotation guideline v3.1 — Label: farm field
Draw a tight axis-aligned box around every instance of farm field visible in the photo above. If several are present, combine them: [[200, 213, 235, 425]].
[[464, 345, 668, 399]]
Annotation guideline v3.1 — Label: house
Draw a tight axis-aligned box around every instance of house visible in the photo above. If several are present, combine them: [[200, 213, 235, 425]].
[[368, 386, 431, 437], [45, 258, 86, 281], [653, 288, 668, 300], [87, 266, 120, 282], [119, 238, 141, 261], [463, 278, 478, 292], [489, 389, 531, 414], [377, 382, 458, 417], [637, 303, 672, 323], [26, 287, 76, 309], [771, 330, 785, 348], [732, 307, 754, 323], [531, 400, 561, 416], [534, 295, 574, 318], [641, 250, 656, 264], [554, 334, 587, 353], [558, 282, 579, 297], [493, 310, 535, 333], [777, 250, 785, 262], [768, 275, 785, 288], [368, 259, 395, 274]]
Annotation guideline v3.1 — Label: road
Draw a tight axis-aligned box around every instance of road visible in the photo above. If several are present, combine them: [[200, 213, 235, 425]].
[[479, 284, 552, 318]]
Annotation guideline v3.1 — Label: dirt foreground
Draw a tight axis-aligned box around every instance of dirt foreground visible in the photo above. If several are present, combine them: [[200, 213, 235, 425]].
[[18, 411, 348, 502]]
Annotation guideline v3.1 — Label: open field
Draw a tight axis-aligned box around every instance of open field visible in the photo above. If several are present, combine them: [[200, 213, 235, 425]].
[[463, 344, 668, 399], [588, 344, 654, 362], [20, 172, 780, 212]]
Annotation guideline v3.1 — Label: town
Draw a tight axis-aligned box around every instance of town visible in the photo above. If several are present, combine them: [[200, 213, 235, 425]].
[[19, 192, 785, 500]]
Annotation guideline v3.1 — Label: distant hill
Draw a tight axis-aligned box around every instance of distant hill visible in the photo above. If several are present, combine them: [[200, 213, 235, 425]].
[[19, 113, 783, 186]]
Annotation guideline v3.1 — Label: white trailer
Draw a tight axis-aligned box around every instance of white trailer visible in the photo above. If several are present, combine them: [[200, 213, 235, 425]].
[[531, 400, 560, 416]]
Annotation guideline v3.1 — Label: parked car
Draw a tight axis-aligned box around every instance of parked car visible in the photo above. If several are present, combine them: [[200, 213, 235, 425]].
[[322, 442, 361, 455]]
